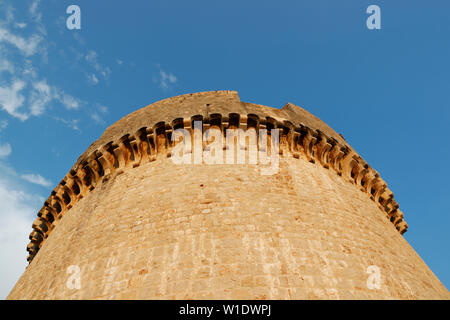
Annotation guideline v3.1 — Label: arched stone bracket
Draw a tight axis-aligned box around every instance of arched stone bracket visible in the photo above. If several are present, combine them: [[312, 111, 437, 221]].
[[25, 113, 408, 263]]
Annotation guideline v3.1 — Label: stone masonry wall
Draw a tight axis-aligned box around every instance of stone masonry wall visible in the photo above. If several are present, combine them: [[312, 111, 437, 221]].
[[8, 155, 449, 299], [8, 91, 449, 299]]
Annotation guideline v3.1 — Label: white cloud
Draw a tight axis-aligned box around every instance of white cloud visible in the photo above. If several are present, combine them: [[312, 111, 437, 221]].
[[0, 27, 43, 56], [100, 68, 111, 79], [97, 104, 108, 114], [29, 0, 42, 23], [29, 80, 52, 116], [20, 173, 52, 188], [0, 119, 7, 131], [72, 32, 85, 45], [32, 80, 82, 114], [14, 22, 26, 29], [0, 59, 14, 74], [0, 0, 47, 67], [90, 104, 109, 125], [0, 143, 11, 157], [59, 92, 80, 110], [155, 65, 177, 90], [1, 3, 15, 25], [90, 113, 103, 124], [0, 79, 82, 120], [0, 80, 27, 121], [0, 167, 43, 299], [84, 50, 111, 84], [87, 73, 99, 85], [0, 182, 34, 299], [0, 2, 80, 122], [22, 60, 37, 78], [54, 117, 80, 132], [85, 50, 97, 63], [0, 119, 10, 158]]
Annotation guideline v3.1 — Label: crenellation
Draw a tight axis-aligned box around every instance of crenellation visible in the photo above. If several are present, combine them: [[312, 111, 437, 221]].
[[49, 194, 64, 217], [282, 121, 298, 158], [38, 207, 55, 224], [327, 143, 344, 175], [76, 165, 89, 188], [209, 113, 222, 129], [77, 163, 94, 190], [62, 183, 77, 207], [98, 145, 116, 176], [313, 131, 332, 169], [371, 181, 384, 202], [128, 135, 141, 168], [29, 230, 43, 244], [145, 127, 157, 161], [364, 174, 379, 198], [299, 125, 317, 163], [112, 135, 132, 169], [228, 113, 240, 129], [32, 218, 50, 236], [338, 150, 357, 182], [67, 172, 86, 197], [133, 127, 150, 164], [356, 166, 370, 191], [321, 135, 335, 169]]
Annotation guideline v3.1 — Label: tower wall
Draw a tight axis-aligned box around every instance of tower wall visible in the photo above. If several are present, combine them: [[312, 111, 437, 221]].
[[8, 91, 449, 299]]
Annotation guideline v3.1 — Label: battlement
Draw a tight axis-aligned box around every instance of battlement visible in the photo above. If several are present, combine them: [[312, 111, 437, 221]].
[[26, 92, 407, 263]]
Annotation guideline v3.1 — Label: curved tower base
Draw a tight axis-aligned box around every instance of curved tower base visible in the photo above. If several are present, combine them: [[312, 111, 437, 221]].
[[8, 91, 449, 299]]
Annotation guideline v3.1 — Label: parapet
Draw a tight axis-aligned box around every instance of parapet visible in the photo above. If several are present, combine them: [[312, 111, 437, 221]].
[[26, 91, 407, 263]]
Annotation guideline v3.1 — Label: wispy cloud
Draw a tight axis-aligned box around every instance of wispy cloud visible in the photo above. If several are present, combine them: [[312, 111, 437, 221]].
[[0, 119, 7, 131], [155, 65, 178, 90], [0, 1, 110, 299], [0, 180, 35, 299], [0, 162, 44, 299], [0, 59, 14, 74], [20, 173, 52, 188], [90, 104, 109, 125], [22, 60, 37, 78], [0, 2, 81, 122], [54, 117, 81, 132], [87, 73, 99, 85], [0, 79, 83, 121], [29, 80, 52, 117], [0, 80, 27, 121], [59, 92, 81, 110], [0, 117, 10, 158], [85, 50, 111, 84], [29, 0, 41, 20], [0, 27, 43, 57], [0, 143, 11, 158], [0, 116, 10, 158], [14, 22, 26, 29], [72, 32, 85, 45]]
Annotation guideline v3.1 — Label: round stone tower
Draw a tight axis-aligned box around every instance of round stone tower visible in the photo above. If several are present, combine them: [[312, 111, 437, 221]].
[[8, 91, 449, 299]]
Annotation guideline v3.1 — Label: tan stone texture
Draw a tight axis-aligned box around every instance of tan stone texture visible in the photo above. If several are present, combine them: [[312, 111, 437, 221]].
[[8, 91, 449, 299]]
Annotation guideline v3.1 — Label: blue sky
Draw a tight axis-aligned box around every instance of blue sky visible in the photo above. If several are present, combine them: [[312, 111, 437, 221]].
[[0, 0, 449, 298]]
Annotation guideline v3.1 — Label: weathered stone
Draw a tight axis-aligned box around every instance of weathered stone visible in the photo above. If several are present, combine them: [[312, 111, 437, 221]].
[[8, 91, 449, 300]]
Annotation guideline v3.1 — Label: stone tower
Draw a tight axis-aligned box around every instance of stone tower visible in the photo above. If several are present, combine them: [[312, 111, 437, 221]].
[[8, 91, 449, 299]]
